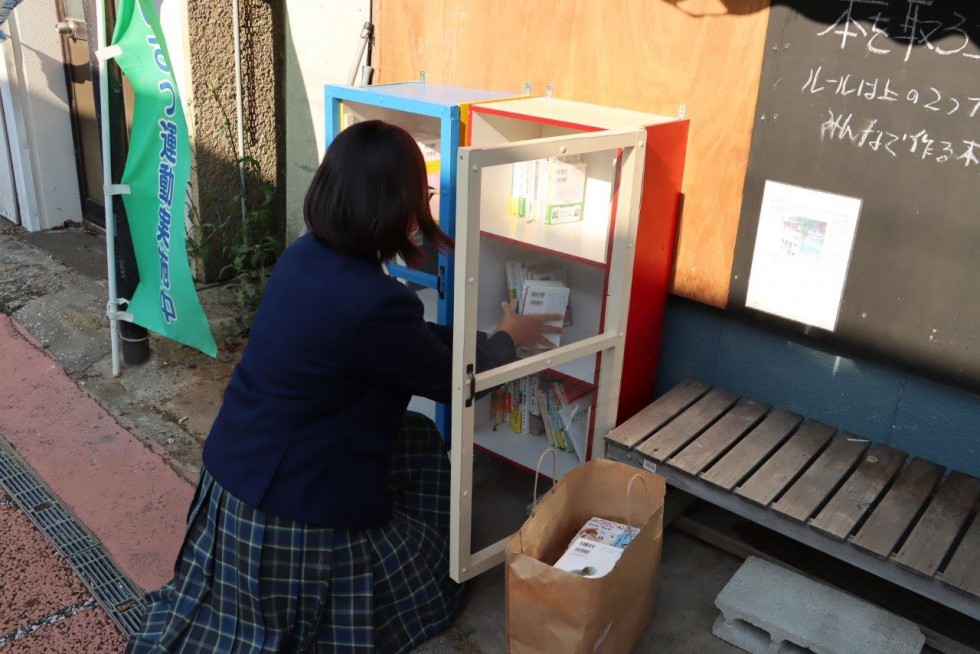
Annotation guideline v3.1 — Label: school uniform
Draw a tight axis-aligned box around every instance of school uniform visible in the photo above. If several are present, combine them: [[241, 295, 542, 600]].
[[127, 234, 515, 653]]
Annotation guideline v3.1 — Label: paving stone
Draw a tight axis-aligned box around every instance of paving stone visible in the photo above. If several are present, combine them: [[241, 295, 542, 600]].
[[3, 602, 126, 653], [0, 491, 89, 634]]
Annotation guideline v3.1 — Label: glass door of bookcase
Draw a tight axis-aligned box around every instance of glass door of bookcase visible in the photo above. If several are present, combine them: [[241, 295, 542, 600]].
[[449, 127, 647, 581]]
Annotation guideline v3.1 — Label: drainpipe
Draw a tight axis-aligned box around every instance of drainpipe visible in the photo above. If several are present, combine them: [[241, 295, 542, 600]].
[[232, 0, 247, 245]]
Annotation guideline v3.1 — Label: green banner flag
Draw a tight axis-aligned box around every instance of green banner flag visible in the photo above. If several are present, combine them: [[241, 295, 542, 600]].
[[111, 0, 216, 357]]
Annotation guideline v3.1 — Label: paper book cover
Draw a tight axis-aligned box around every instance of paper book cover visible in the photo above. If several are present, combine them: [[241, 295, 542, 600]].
[[520, 376, 531, 435], [527, 263, 572, 326], [553, 537, 623, 579], [415, 134, 441, 175], [519, 280, 569, 348], [556, 378, 593, 407], [543, 157, 587, 225], [562, 401, 591, 464], [571, 516, 641, 549], [508, 380, 523, 433], [547, 386, 570, 451], [536, 388, 555, 446]]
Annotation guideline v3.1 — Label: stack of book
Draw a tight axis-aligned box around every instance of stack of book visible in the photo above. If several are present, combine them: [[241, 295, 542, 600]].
[[505, 260, 572, 338], [553, 517, 640, 578], [509, 156, 588, 225], [490, 376, 543, 438], [489, 374, 593, 462], [537, 377, 592, 462]]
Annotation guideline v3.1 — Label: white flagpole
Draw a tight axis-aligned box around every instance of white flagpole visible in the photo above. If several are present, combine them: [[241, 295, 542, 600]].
[[97, 0, 122, 378]]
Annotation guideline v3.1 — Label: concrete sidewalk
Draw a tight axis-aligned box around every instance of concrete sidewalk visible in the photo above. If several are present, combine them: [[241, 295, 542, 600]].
[[0, 220, 744, 652]]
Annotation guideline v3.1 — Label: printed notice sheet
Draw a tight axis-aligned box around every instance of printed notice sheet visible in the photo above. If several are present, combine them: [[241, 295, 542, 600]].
[[745, 181, 862, 331]]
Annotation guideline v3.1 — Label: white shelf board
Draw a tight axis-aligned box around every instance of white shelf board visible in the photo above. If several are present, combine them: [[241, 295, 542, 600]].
[[474, 96, 677, 130], [474, 420, 580, 480], [481, 218, 609, 265], [517, 323, 598, 383]]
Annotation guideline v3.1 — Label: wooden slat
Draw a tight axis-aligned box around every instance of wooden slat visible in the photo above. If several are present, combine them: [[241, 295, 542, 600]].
[[852, 458, 945, 558], [669, 398, 771, 475], [637, 387, 740, 463], [771, 434, 869, 523], [895, 471, 980, 577], [701, 409, 802, 491], [810, 445, 908, 540], [735, 421, 835, 507], [605, 379, 710, 449], [942, 503, 980, 597]]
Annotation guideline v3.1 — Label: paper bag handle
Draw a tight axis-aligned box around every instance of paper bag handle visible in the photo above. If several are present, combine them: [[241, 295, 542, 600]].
[[531, 448, 558, 512], [626, 474, 652, 530]]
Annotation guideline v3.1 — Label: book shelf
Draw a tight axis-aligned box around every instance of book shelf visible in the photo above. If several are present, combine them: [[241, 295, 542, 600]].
[[449, 98, 688, 581], [322, 84, 688, 582]]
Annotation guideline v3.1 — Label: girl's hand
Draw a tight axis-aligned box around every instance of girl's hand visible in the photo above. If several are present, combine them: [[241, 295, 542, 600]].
[[493, 300, 563, 350]]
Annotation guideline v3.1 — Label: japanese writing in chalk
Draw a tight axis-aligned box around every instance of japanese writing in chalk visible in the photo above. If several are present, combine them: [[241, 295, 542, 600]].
[[802, 67, 980, 120], [818, 0, 979, 64], [796, 2, 980, 169], [819, 110, 979, 166]]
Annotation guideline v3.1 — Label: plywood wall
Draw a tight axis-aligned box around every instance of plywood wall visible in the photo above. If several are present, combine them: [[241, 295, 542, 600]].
[[372, 0, 770, 307]]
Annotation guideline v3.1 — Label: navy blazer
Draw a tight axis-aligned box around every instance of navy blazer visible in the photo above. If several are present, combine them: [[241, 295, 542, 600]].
[[203, 234, 515, 527]]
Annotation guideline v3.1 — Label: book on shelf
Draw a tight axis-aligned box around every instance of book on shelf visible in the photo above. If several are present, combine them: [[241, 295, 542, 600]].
[[509, 156, 588, 225], [519, 281, 569, 349], [490, 373, 593, 454], [505, 260, 573, 330]]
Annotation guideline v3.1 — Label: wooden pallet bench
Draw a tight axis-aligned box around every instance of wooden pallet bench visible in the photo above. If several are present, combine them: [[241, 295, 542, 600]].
[[605, 378, 980, 622]]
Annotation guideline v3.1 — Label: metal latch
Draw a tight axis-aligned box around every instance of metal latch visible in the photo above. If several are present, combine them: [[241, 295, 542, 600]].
[[56, 20, 79, 39], [465, 364, 475, 407]]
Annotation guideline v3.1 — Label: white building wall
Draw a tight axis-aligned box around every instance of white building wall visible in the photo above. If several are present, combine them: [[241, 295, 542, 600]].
[[284, 0, 370, 242], [1, 4, 81, 231]]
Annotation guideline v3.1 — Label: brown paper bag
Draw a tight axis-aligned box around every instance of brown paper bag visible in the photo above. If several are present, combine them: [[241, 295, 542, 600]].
[[506, 458, 665, 654]]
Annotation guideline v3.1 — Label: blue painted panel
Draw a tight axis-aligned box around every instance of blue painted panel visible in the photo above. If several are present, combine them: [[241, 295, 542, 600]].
[[654, 297, 723, 397], [713, 321, 905, 441], [891, 377, 980, 477], [325, 83, 511, 115], [348, 82, 512, 106], [386, 264, 437, 289]]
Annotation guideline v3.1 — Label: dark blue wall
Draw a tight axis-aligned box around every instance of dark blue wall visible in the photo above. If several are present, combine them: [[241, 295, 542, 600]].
[[655, 296, 980, 477]]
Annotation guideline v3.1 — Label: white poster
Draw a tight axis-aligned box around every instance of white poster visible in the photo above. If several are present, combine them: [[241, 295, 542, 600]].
[[745, 181, 861, 331]]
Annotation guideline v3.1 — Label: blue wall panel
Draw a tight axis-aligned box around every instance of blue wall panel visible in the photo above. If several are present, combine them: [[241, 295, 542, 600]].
[[713, 321, 904, 442], [891, 377, 980, 477], [656, 296, 980, 473], [654, 297, 722, 397]]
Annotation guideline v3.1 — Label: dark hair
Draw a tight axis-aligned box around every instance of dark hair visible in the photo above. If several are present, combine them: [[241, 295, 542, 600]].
[[303, 119, 453, 267]]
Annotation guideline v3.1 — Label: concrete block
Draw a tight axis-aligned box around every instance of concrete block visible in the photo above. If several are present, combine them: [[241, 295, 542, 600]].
[[713, 557, 925, 654]]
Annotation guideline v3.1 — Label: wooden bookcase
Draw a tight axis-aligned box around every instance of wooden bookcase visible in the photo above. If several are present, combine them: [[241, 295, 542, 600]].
[[323, 85, 687, 581]]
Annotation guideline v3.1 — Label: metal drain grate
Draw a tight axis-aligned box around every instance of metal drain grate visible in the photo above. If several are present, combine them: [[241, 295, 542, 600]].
[[0, 436, 147, 635]]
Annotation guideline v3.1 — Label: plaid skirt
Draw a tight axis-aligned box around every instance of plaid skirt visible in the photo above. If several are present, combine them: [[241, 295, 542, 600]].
[[126, 412, 462, 653]]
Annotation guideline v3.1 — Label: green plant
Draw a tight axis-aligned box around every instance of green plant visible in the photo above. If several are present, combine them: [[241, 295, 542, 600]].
[[218, 153, 281, 316], [186, 85, 283, 319]]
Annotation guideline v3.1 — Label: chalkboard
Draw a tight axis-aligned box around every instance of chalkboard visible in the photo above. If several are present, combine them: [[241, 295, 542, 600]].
[[730, 0, 980, 388]]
